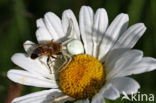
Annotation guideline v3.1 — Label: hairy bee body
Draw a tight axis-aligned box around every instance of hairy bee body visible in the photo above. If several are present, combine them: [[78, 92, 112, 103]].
[[30, 41, 61, 59]]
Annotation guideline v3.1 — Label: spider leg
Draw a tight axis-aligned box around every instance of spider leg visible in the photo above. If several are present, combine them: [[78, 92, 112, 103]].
[[61, 18, 75, 46], [61, 38, 73, 46], [62, 51, 72, 69], [52, 95, 75, 103], [57, 50, 72, 72]]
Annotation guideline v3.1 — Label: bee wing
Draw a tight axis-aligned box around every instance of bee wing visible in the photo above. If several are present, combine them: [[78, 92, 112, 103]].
[[23, 40, 38, 55]]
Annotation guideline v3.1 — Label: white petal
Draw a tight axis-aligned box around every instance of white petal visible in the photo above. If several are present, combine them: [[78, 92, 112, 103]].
[[44, 12, 65, 40], [100, 83, 120, 100], [36, 28, 53, 43], [107, 50, 143, 79], [36, 18, 46, 28], [11, 53, 50, 76], [118, 57, 156, 77], [92, 8, 108, 58], [62, 9, 80, 39], [7, 69, 58, 88], [98, 13, 129, 60], [114, 23, 146, 49], [36, 19, 53, 43], [23, 40, 36, 55], [110, 77, 140, 94], [75, 99, 89, 103], [12, 89, 62, 103], [136, 57, 156, 72], [79, 6, 94, 55], [91, 93, 105, 103], [104, 48, 129, 72]]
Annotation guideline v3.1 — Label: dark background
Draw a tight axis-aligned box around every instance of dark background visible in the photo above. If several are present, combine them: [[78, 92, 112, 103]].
[[0, 0, 156, 103]]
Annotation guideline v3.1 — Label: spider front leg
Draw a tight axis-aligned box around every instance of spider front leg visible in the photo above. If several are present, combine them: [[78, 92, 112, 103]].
[[61, 18, 75, 47]]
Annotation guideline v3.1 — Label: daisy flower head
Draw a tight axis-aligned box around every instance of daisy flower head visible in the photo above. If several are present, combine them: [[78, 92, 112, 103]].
[[7, 5, 156, 103]]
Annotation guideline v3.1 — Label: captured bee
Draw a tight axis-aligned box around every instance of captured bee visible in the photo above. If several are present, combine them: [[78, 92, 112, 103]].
[[30, 41, 61, 60], [26, 18, 84, 73], [29, 40, 72, 74]]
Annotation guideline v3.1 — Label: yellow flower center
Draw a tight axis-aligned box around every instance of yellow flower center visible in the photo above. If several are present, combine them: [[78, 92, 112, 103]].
[[59, 54, 105, 99]]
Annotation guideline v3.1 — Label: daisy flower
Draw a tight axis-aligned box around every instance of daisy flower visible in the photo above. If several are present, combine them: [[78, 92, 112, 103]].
[[7, 6, 156, 103]]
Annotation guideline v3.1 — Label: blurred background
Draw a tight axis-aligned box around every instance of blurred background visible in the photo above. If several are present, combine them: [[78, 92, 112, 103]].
[[0, 0, 156, 103]]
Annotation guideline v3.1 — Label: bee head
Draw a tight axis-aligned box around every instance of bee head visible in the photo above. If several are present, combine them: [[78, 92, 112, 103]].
[[30, 49, 41, 59], [31, 53, 39, 59]]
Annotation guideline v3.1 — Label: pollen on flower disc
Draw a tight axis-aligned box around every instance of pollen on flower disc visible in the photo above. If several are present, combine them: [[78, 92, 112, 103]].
[[59, 54, 105, 99]]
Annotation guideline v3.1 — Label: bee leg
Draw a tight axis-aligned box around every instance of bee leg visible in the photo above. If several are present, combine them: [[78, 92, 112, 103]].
[[47, 56, 53, 74]]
